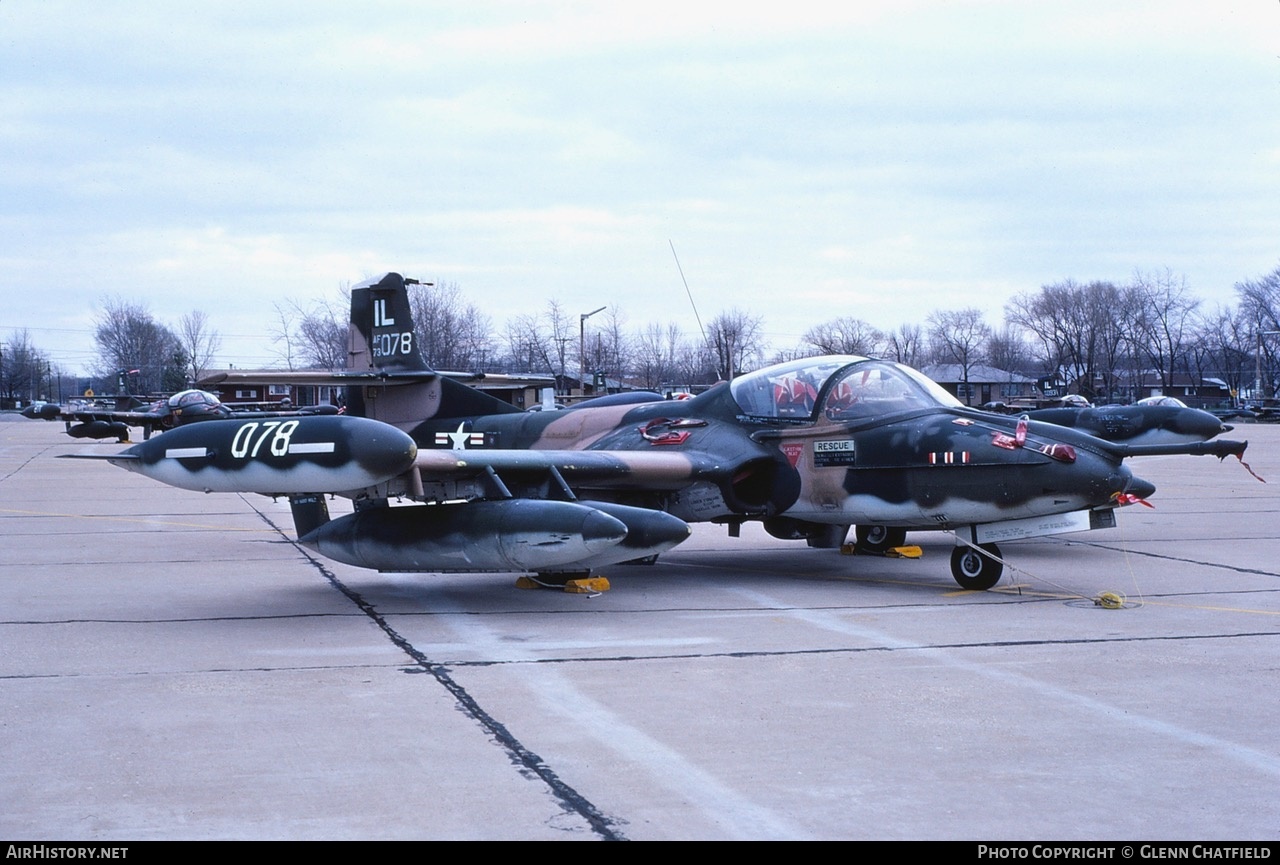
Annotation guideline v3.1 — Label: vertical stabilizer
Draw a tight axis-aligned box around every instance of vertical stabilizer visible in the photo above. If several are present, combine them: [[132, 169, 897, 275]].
[[345, 271, 522, 431], [349, 272, 431, 374]]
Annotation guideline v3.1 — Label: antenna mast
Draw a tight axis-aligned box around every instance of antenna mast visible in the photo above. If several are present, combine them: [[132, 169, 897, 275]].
[[669, 240, 708, 345]]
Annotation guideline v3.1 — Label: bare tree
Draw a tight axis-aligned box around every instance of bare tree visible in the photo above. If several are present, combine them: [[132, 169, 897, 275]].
[[504, 312, 554, 375], [633, 322, 672, 390], [545, 300, 574, 389], [1006, 280, 1132, 401], [1, 329, 52, 405], [1236, 265, 1280, 334], [1194, 306, 1255, 400], [268, 303, 298, 370], [1130, 269, 1200, 392], [707, 309, 763, 380], [1234, 265, 1280, 398], [885, 323, 924, 367], [985, 325, 1035, 377], [927, 307, 990, 405], [298, 302, 347, 370], [500, 301, 574, 390], [802, 317, 885, 357], [271, 293, 348, 370], [94, 297, 188, 393], [409, 281, 494, 371], [178, 310, 222, 382]]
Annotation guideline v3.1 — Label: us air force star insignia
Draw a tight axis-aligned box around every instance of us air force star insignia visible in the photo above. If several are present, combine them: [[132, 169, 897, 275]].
[[433, 424, 485, 449], [447, 422, 472, 451]]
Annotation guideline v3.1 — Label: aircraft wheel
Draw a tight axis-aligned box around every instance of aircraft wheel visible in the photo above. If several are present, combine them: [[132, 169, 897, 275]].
[[855, 525, 907, 553], [806, 524, 850, 549], [950, 543, 1003, 590]]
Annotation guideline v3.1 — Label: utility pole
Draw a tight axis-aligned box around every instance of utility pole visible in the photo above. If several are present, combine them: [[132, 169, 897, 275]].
[[1255, 330, 1280, 402], [579, 306, 605, 396], [553, 336, 572, 395]]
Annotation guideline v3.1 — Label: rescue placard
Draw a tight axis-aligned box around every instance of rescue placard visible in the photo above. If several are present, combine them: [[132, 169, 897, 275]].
[[813, 439, 856, 467]]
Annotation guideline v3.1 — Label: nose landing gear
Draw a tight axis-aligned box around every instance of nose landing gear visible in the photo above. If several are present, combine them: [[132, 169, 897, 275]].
[[950, 542, 1003, 590]]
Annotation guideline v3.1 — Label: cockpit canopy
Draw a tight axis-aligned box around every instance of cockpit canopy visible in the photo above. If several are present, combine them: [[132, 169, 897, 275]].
[[729, 356, 962, 422], [1135, 395, 1187, 408], [168, 389, 223, 410]]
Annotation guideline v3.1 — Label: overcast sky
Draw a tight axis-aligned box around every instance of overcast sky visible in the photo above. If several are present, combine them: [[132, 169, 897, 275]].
[[3, 1, 1279, 375]]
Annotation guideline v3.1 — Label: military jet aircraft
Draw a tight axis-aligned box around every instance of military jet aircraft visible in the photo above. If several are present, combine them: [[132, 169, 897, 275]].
[[1021, 398, 1233, 447], [69, 273, 1251, 591], [25, 388, 339, 441], [980, 395, 1233, 446]]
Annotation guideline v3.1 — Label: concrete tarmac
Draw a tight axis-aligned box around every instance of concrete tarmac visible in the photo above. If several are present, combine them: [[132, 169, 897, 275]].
[[2, 415, 1278, 840]]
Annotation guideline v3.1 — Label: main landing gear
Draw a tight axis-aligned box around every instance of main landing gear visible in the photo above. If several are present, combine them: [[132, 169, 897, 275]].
[[854, 525, 908, 554], [949, 542, 1003, 591]]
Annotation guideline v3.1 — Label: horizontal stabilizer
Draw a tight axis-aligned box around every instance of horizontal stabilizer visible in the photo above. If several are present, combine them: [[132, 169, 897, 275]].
[[198, 369, 440, 388]]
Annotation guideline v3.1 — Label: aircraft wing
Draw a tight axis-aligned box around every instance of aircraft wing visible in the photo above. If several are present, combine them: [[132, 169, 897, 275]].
[[411, 448, 721, 491], [37, 408, 166, 440], [64, 409, 160, 423], [22, 404, 156, 424]]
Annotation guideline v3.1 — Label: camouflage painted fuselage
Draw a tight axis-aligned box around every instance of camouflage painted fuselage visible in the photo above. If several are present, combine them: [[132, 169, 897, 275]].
[[407, 366, 1150, 534]]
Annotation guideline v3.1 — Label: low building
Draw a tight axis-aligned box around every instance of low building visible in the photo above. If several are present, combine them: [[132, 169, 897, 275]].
[[920, 364, 1038, 407]]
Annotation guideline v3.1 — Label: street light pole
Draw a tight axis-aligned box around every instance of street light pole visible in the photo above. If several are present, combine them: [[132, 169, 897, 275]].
[[579, 306, 606, 396], [1255, 330, 1280, 403]]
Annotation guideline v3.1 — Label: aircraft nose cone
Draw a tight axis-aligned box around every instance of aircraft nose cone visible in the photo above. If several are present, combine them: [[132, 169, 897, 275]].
[[1181, 408, 1231, 441], [1126, 475, 1157, 499]]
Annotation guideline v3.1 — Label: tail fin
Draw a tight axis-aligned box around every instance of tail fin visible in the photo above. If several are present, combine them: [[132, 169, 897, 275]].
[[289, 493, 331, 539], [349, 272, 431, 373], [346, 272, 523, 429]]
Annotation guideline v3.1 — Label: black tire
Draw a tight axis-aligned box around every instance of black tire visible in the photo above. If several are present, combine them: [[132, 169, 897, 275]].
[[806, 524, 850, 549], [855, 525, 908, 554], [950, 543, 1003, 590]]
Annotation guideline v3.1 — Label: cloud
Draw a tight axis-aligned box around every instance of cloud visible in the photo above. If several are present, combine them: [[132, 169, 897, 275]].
[[3, 1, 1279, 372]]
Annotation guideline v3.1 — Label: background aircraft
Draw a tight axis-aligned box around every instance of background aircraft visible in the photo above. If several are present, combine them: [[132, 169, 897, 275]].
[[25, 388, 339, 441], [977, 397, 1235, 447], [71, 273, 1251, 591]]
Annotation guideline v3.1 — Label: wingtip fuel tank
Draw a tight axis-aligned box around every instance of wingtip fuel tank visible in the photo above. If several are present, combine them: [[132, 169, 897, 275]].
[[105, 414, 418, 494]]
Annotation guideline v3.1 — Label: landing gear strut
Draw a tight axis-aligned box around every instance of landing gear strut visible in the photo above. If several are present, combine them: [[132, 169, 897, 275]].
[[950, 542, 1003, 590]]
